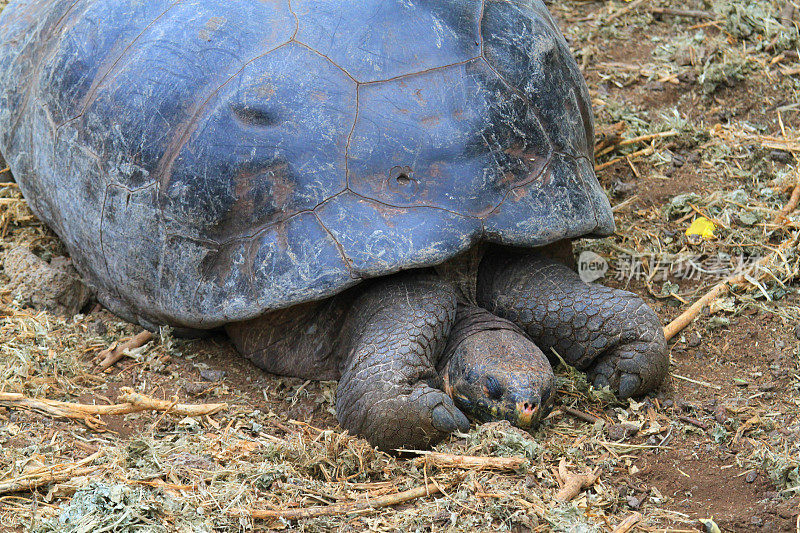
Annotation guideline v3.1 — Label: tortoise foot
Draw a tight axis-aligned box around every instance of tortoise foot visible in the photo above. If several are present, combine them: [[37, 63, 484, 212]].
[[335, 274, 468, 450], [478, 248, 668, 398]]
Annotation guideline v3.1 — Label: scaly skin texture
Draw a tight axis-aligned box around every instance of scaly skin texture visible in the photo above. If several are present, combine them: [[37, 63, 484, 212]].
[[228, 246, 668, 449], [334, 273, 469, 450], [477, 247, 668, 398]]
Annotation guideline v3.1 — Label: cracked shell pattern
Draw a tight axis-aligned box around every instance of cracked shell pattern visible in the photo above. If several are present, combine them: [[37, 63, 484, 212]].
[[0, 0, 614, 330]]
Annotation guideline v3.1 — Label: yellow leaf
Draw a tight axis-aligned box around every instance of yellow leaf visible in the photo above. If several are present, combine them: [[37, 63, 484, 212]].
[[686, 216, 716, 242]]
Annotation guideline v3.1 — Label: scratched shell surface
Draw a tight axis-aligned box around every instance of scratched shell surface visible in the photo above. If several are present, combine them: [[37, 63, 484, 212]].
[[0, 0, 614, 330]]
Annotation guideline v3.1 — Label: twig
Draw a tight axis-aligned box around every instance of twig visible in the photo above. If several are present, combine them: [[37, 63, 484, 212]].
[[773, 182, 800, 225], [670, 373, 722, 390], [98, 331, 153, 369], [650, 7, 716, 20], [230, 479, 453, 520], [403, 451, 526, 471], [595, 122, 627, 153], [612, 512, 643, 533], [555, 459, 600, 501], [612, 195, 640, 213], [662, 246, 793, 341], [596, 146, 654, 171], [596, 130, 679, 157], [606, 0, 649, 22], [662, 280, 733, 341], [678, 415, 709, 430], [0, 466, 101, 494], [0, 450, 105, 494], [563, 406, 603, 424], [0, 387, 227, 428], [663, 188, 798, 341]]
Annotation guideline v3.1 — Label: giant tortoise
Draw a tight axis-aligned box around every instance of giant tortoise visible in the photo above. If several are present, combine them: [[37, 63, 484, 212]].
[[0, 0, 667, 449]]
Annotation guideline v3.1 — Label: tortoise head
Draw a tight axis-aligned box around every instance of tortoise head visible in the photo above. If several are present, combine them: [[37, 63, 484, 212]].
[[443, 326, 555, 431]]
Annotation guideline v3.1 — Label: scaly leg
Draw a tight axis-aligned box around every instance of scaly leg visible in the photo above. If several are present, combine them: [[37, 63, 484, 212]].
[[335, 273, 469, 449]]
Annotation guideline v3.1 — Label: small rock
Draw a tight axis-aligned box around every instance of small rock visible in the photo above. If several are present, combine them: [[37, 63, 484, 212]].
[[745, 471, 758, 483], [607, 422, 638, 441], [3, 246, 92, 316], [770, 150, 792, 164], [88, 319, 107, 337], [199, 369, 226, 382], [713, 406, 728, 424], [687, 333, 702, 348], [611, 180, 637, 197], [750, 516, 763, 527], [626, 494, 642, 509], [794, 323, 800, 340], [182, 382, 208, 396]]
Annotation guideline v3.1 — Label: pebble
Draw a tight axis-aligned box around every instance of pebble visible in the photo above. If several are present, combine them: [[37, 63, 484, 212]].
[[794, 323, 800, 340], [199, 369, 226, 382], [182, 382, 207, 396], [88, 320, 107, 336], [607, 423, 638, 441], [611, 180, 637, 197], [687, 333, 702, 348], [626, 494, 643, 509], [746, 471, 758, 483], [750, 516, 763, 527], [713, 405, 728, 424]]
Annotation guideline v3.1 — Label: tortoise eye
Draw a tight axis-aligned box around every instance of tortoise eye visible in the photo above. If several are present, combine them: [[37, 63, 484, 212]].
[[485, 376, 503, 400]]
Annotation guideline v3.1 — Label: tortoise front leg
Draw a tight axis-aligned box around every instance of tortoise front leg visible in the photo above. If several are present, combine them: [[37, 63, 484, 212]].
[[335, 273, 469, 450], [477, 246, 668, 398]]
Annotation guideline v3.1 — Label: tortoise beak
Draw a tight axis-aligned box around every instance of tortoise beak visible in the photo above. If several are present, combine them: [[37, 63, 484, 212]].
[[514, 401, 539, 429]]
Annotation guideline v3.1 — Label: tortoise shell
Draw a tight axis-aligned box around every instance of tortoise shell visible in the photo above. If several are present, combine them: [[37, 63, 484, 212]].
[[0, 0, 613, 330]]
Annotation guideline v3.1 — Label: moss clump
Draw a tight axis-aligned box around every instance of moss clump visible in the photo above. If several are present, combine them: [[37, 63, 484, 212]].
[[716, 1, 799, 52]]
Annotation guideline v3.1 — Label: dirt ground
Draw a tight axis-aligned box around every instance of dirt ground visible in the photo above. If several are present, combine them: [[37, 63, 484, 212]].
[[1, 0, 799, 532]]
